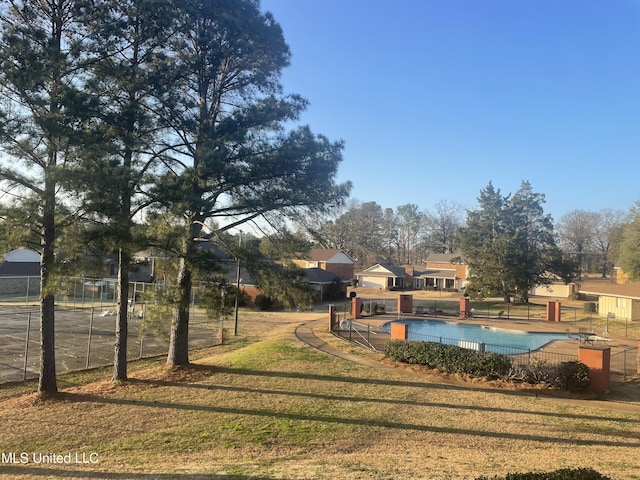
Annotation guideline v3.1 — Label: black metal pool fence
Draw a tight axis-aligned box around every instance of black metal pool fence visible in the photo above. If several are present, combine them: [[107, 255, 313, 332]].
[[334, 321, 638, 382], [333, 322, 578, 369], [346, 297, 640, 340]]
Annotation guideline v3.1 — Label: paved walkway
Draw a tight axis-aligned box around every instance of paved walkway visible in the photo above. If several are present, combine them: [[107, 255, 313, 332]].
[[294, 317, 640, 414], [294, 318, 384, 369]]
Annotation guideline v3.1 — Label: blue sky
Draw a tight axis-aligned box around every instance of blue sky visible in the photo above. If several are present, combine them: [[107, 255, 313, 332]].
[[260, 0, 640, 222]]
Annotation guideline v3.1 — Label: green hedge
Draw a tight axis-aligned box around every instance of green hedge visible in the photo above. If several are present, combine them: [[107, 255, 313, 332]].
[[254, 294, 273, 311], [385, 341, 591, 390], [556, 361, 590, 391], [475, 467, 611, 479], [384, 340, 512, 379]]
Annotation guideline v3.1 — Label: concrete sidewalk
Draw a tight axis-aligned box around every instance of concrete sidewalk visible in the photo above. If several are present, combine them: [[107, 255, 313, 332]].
[[294, 318, 384, 369]]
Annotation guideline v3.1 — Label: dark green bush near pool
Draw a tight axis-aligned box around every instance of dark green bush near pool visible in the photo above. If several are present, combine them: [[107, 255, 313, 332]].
[[475, 467, 611, 479], [385, 341, 591, 390], [556, 360, 591, 391], [384, 340, 512, 379]]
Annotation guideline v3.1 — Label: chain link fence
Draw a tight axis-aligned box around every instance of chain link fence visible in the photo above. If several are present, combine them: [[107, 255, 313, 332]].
[[0, 277, 227, 383]]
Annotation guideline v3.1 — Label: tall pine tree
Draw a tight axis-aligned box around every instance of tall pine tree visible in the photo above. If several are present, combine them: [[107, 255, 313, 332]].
[[70, 0, 179, 381], [0, 0, 93, 393], [152, 0, 349, 365]]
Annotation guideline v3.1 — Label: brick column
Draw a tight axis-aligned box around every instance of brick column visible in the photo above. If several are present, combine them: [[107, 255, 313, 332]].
[[460, 298, 470, 318], [579, 346, 611, 394], [398, 294, 413, 314], [554, 302, 562, 322], [351, 297, 362, 319], [546, 301, 556, 322], [390, 323, 409, 340]]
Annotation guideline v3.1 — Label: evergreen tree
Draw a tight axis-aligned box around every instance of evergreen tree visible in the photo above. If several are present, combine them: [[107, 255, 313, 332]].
[[70, 0, 178, 381], [458, 181, 559, 302], [0, 0, 93, 393], [617, 204, 640, 281], [153, 0, 349, 365]]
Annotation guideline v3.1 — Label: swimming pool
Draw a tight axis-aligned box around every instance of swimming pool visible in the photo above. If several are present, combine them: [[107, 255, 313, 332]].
[[385, 319, 569, 352]]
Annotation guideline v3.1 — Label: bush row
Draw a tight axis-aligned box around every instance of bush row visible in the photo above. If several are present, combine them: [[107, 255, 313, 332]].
[[475, 467, 611, 479], [384, 340, 512, 379], [384, 340, 591, 390]]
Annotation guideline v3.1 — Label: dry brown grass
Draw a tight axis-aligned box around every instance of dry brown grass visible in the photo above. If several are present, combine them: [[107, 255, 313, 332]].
[[0, 310, 639, 480]]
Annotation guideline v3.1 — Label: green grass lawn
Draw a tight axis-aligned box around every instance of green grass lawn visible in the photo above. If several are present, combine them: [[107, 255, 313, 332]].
[[1, 314, 639, 480]]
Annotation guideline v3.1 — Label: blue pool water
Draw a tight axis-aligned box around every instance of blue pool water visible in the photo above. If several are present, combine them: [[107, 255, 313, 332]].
[[386, 319, 568, 352]]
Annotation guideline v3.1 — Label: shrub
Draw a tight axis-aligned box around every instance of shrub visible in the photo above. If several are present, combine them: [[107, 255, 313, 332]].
[[583, 302, 596, 313], [254, 294, 273, 311], [556, 361, 590, 391], [386, 341, 590, 391], [475, 467, 611, 479], [519, 359, 558, 386], [384, 340, 512, 379]]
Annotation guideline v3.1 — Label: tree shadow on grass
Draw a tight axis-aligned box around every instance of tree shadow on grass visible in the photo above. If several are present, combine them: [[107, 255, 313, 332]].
[[126, 372, 639, 426], [56, 389, 640, 448], [0, 466, 280, 479]]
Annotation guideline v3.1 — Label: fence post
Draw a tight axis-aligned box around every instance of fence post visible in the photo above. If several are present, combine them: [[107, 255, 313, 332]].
[[546, 301, 556, 322], [398, 294, 412, 314], [460, 298, 469, 319], [86, 307, 94, 369], [23, 312, 31, 380], [390, 323, 408, 340], [329, 305, 337, 331], [351, 297, 362, 319], [579, 346, 611, 394]]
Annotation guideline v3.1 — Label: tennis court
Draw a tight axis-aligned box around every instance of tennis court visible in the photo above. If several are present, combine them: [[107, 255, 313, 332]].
[[0, 305, 221, 383]]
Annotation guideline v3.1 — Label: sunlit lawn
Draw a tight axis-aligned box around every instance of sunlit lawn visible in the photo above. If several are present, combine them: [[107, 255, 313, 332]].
[[1, 312, 639, 479]]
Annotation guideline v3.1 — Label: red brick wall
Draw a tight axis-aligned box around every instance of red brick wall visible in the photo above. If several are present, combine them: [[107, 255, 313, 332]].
[[291, 259, 354, 280], [426, 261, 467, 280], [323, 263, 355, 280]]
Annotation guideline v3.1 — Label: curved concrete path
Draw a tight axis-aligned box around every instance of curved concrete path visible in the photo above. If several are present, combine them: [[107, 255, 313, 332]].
[[294, 317, 384, 369]]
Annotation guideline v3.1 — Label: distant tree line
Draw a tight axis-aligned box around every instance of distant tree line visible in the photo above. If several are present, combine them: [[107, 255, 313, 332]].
[[297, 199, 464, 270], [296, 180, 640, 299]]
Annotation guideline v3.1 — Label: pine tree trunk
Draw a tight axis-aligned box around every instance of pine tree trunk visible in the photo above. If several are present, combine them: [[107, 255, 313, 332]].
[[113, 248, 130, 380], [38, 174, 57, 394], [167, 256, 191, 365]]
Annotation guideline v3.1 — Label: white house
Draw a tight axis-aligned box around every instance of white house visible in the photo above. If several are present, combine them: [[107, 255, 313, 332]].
[[356, 264, 406, 289]]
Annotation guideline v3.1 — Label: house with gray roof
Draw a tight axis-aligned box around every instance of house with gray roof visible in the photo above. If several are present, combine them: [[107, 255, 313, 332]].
[[356, 263, 407, 289]]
